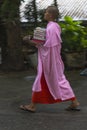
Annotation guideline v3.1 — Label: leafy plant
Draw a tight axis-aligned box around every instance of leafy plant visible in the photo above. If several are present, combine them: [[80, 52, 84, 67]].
[[59, 16, 87, 52]]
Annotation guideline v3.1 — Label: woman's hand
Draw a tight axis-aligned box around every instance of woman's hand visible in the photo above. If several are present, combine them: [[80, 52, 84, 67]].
[[23, 35, 43, 47], [23, 35, 37, 47], [23, 35, 30, 43]]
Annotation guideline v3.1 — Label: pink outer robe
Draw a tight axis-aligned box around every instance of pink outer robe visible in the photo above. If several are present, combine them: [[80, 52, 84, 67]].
[[32, 21, 75, 101]]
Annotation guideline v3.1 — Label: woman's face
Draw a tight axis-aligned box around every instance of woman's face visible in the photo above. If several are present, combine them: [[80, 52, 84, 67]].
[[44, 9, 51, 21]]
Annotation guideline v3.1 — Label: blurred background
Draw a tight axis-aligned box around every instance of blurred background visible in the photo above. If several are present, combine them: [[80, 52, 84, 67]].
[[0, 0, 87, 71]]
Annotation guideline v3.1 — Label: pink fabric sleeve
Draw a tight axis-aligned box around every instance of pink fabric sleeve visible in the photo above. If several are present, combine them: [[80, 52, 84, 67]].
[[44, 24, 62, 47]]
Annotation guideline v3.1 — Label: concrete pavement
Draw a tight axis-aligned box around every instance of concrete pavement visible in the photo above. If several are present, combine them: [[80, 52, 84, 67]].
[[0, 69, 87, 130]]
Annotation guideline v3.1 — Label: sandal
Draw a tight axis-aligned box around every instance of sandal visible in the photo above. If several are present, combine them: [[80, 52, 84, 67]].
[[65, 105, 81, 111], [20, 105, 36, 113]]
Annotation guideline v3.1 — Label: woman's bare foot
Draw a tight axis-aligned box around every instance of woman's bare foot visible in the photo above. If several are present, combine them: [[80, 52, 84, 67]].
[[20, 103, 36, 112], [72, 99, 80, 107], [66, 99, 80, 111]]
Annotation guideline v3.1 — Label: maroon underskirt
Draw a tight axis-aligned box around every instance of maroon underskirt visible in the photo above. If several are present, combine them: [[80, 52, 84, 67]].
[[32, 73, 76, 104]]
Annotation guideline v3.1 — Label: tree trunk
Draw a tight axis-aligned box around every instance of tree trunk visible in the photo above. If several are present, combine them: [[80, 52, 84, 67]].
[[0, 0, 8, 70], [0, 19, 7, 67], [0, 0, 24, 71], [4, 21, 24, 71]]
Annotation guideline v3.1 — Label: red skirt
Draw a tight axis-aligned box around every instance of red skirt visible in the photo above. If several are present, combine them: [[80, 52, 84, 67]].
[[32, 73, 76, 104]]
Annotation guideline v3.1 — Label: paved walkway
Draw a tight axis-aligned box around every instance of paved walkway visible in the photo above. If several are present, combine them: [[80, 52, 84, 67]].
[[0, 69, 87, 130]]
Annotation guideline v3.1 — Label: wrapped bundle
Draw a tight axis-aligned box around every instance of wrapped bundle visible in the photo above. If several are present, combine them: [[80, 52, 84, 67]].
[[32, 27, 46, 44]]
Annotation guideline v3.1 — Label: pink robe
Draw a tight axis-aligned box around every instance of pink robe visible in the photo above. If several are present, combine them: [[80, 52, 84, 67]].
[[32, 21, 75, 101]]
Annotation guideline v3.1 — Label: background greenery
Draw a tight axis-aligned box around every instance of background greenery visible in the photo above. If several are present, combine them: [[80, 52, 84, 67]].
[[59, 16, 87, 52], [0, 0, 87, 71]]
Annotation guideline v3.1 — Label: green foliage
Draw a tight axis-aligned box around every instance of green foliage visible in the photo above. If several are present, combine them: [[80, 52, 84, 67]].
[[59, 16, 87, 52], [24, 0, 38, 27], [54, 0, 58, 6]]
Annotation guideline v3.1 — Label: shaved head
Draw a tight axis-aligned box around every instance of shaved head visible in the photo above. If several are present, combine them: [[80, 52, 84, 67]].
[[47, 6, 59, 20]]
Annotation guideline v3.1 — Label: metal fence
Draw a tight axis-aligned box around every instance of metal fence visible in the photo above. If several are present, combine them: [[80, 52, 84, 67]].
[[36, 0, 87, 20]]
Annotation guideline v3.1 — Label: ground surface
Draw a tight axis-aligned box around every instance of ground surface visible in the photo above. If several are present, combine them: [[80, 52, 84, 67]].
[[0, 69, 87, 130]]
